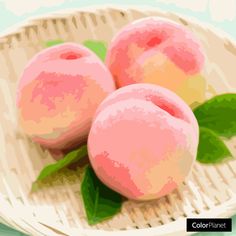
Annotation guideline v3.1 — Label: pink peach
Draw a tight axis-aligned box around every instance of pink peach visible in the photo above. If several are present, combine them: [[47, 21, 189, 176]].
[[106, 17, 206, 105], [88, 84, 199, 200], [17, 43, 115, 150]]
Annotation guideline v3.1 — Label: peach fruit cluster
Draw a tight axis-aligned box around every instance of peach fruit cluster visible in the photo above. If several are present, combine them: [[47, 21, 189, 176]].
[[17, 17, 203, 200]]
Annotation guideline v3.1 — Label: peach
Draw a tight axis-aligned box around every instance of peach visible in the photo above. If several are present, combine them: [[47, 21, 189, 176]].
[[17, 43, 115, 150], [88, 84, 199, 200], [106, 17, 206, 106]]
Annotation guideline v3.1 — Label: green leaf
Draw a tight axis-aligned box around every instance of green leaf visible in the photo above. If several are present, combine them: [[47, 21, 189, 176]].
[[81, 166, 122, 225], [197, 127, 232, 164], [194, 94, 236, 138], [83, 40, 107, 61], [0, 223, 28, 236], [45, 40, 64, 47], [36, 145, 87, 181]]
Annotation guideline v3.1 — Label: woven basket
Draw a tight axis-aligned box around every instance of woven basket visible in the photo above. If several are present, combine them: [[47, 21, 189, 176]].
[[0, 6, 236, 236]]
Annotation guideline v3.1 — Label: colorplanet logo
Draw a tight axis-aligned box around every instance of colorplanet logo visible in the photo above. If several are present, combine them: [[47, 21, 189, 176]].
[[187, 218, 232, 232]]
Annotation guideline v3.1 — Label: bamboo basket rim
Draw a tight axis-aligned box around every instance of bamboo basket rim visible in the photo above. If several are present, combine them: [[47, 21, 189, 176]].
[[0, 6, 236, 236], [1, 5, 236, 46]]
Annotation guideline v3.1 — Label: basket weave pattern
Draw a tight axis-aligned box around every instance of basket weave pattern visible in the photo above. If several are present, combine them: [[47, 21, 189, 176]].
[[0, 7, 236, 236]]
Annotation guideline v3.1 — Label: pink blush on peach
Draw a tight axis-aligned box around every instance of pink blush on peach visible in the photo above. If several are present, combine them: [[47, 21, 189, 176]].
[[106, 17, 206, 105], [60, 52, 81, 60], [88, 84, 199, 200], [17, 42, 116, 150]]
